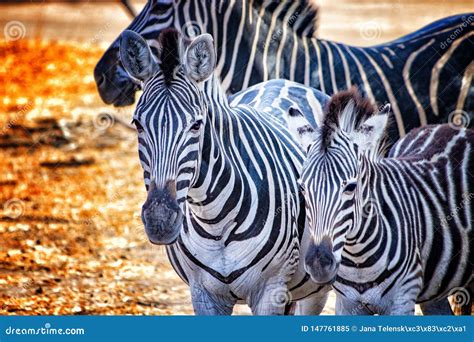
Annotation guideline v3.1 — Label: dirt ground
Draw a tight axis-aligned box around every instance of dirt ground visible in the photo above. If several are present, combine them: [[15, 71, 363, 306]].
[[0, 39, 200, 315], [1, 1, 472, 315]]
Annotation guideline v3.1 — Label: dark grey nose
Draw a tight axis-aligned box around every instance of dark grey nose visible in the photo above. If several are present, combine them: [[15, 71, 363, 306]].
[[304, 236, 337, 284], [141, 180, 183, 245]]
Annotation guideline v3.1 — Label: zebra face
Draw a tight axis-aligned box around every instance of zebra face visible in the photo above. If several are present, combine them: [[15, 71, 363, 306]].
[[120, 29, 217, 245], [288, 90, 390, 284], [94, 0, 175, 106], [133, 78, 206, 245], [300, 132, 360, 284]]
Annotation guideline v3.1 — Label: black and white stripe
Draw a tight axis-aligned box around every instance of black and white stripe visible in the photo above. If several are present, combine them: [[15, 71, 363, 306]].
[[286, 89, 473, 315], [95, 1, 474, 139], [119, 28, 330, 315]]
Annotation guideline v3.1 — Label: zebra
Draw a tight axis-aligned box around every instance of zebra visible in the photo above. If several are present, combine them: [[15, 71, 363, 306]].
[[94, 0, 474, 139], [285, 88, 473, 315], [119, 27, 331, 314]]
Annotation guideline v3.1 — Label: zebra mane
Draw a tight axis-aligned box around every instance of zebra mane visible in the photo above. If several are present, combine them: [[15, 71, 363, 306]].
[[254, 0, 319, 37], [157, 28, 183, 85], [321, 89, 390, 158]]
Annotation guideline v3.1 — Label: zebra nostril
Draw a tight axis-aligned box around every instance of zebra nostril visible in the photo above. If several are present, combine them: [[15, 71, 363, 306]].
[[97, 73, 106, 87], [320, 254, 334, 269]]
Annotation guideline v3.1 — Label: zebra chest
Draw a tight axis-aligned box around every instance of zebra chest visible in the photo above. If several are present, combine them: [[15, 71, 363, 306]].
[[177, 215, 297, 297]]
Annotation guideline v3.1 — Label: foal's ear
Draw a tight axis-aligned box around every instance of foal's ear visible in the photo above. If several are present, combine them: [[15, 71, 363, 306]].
[[183, 33, 216, 83], [284, 107, 318, 153], [120, 30, 158, 82], [352, 114, 389, 153]]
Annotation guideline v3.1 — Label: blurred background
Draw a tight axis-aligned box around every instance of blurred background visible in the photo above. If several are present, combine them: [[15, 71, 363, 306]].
[[0, 0, 472, 315]]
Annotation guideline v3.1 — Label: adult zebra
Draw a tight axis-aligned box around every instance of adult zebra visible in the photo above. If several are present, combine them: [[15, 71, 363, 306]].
[[286, 89, 473, 315], [94, 0, 474, 139], [119, 28, 330, 314]]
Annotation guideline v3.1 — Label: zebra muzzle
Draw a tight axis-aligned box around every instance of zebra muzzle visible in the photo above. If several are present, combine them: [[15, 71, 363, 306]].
[[141, 181, 183, 245], [304, 236, 338, 285]]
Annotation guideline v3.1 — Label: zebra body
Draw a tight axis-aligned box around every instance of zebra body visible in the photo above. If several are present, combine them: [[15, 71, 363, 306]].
[[119, 28, 329, 314], [286, 90, 473, 315], [95, 1, 474, 138]]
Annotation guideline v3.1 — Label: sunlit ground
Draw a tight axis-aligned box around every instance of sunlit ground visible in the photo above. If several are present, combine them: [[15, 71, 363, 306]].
[[0, 40, 194, 315]]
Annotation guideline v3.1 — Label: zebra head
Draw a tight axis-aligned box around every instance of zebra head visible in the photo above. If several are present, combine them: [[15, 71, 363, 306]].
[[288, 90, 390, 284], [119, 28, 217, 245], [94, 0, 175, 106]]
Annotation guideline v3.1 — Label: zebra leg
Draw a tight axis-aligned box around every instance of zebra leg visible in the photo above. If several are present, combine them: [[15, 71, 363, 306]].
[[389, 298, 416, 315], [335, 296, 372, 315], [248, 282, 289, 315], [295, 292, 329, 315], [420, 298, 453, 315], [190, 284, 235, 315]]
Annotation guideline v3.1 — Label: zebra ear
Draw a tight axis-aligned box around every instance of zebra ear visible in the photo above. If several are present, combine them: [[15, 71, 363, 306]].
[[183, 33, 216, 83], [352, 114, 389, 153], [119, 30, 158, 82], [284, 107, 318, 153]]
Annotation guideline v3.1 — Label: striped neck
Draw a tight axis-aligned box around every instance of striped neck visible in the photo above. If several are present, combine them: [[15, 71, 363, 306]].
[[343, 158, 419, 270], [185, 75, 243, 235]]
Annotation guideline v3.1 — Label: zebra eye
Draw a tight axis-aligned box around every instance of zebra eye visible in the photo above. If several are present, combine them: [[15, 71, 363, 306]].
[[132, 119, 144, 133], [342, 181, 357, 194], [190, 120, 202, 131]]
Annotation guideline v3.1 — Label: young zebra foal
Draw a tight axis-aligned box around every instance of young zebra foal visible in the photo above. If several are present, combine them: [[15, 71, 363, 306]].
[[287, 90, 473, 315], [119, 28, 330, 315]]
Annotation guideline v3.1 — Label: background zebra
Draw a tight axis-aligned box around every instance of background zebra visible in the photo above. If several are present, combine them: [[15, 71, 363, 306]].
[[94, 0, 474, 139], [119, 28, 330, 314], [285, 89, 473, 315]]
